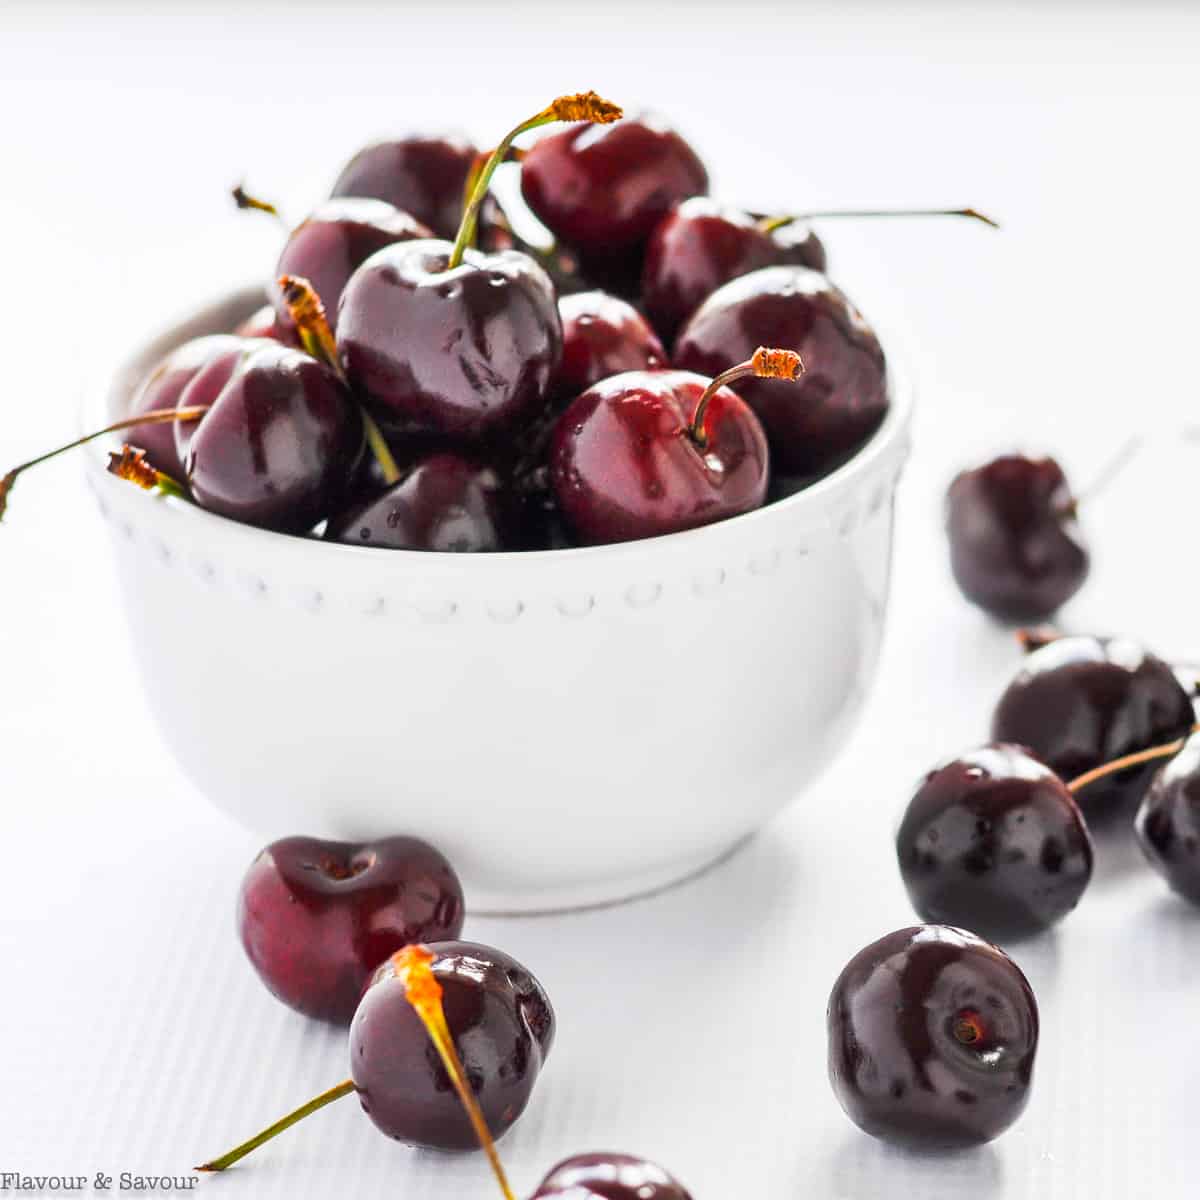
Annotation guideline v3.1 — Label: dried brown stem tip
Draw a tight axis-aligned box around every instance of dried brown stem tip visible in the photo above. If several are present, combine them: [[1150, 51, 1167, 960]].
[[750, 346, 804, 381], [546, 91, 623, 124]]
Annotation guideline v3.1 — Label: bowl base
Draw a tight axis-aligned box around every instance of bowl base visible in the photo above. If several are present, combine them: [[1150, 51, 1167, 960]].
[[463, 836, 751, 916]]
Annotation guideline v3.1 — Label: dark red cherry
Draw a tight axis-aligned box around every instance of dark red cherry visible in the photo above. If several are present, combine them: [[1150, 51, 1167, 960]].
[[674, 266, 888, 477], [531, 1154, 694, 1199], [1135, 732, 1200, 904], [946, 455, 1088, 622], [642, 199, 782, 342], [556, 290, 667, 399], [992, 634, 1195, 817], [521, 114, 708, 266], [549, 356, 782, 545], [338, 241, 560, 441], [897, 744, 1093, 938], [325, 453, 518, 552], [127, 334, 242, 477], [330, 134, 479, 241], [270, 198, 431, 341], [238, 835, 464, 1024], [351, 941, 555, 1150], [828, 925, 1038, 1148], [185, 341, 362, 532]]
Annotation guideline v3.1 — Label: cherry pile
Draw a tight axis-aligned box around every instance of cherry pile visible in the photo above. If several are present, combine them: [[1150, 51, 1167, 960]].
[[1, 92, 997, 550]]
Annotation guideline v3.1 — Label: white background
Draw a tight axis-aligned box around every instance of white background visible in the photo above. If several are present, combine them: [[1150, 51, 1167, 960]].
[[2, 3, 1199, 1197]]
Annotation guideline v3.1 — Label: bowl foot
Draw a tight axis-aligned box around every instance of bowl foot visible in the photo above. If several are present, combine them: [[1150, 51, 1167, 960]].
[[463, 836, 752, 916]]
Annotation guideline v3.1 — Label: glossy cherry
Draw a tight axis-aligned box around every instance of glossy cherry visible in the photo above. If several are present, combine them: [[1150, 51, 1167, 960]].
[[199, 943, 554, 1176], [185, 340, 362, 532], [992, 634, 1196, 816], [238, 835, 463, 1024], [127, 334, 243, 477], [946, 455, 1088, 621], [555, 290, 667, 400], [330, 134, 480, 241], [674, 265, 888, 477], [270, 197, 432, 341], [897, 744, 1093, 938], [521, 113, 708, 271], [828, 925, 1038, 1148], [326, 453, 519, 552], [530, 1154, 694, 1199], [1135, 732, 1200, 904], [337, 95, 622, 442], [550, 349, 795, 545]]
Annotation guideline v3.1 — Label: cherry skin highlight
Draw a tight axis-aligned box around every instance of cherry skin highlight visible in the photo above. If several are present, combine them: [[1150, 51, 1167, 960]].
[[530, 1153, 694, 1199], [992, 634, 1195, 817], [946, 455, 1088, 622], [238, 835, 464, 1024], [184, 341, 362, 533], [897, 744, 1094, 939], [674, 266, 888, 477], [1136, 732, 1200, 904], [555, 290, 667, 400], [550, 368, 769, 545], [127, 335, 243, 477], [350, 940, 555, 1150], [326, 453, 519, 552], [337, 241, 561, 441], [521, 113, 708, 266], [827, 925, 1038, 1148], [270, 198, 432, 340], [331, 134, 480, 241]]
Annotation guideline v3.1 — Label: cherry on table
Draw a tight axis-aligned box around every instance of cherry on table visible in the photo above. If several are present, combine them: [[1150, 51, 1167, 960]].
[[991, 633, 1196, 818], [531, 1153, 694, 1199], [897, 743, 1093, 939], [1135, 731, 1200, 904], [337, 94, 624, 442], [238, 835, 463, 1024], [827, 925, 1038, 1148], [674, 265, 888, 477], [550, 348, 797, 545], [326, 452, 519, 552]]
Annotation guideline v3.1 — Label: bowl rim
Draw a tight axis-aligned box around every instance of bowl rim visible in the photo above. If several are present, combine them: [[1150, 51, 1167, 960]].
[[83, 283, 913, 570]]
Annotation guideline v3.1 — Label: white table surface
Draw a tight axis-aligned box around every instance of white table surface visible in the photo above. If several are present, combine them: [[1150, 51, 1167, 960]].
[[2, 3, 1200, 1196]]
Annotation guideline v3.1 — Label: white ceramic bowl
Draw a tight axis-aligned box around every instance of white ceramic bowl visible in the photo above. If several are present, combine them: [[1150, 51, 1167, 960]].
[[87, 286, 912, 913]]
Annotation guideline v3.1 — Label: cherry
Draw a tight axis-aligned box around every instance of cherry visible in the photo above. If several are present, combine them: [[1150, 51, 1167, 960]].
[[325, 452, 519, 552], [827, 925, 1038, 1148], [1135, 732, 1200, 904], [126, 334, 243, 477], [555, 290, 666, 399], [267, 197, 432, 341], [991, 633, 1196, 817], [674, 266, 888, 477], [520, 113, 708, 273], [946, 455, 1087, 622], [338, 94, 623, 442], [330, 134, 481, 241], [897, 744, 1094, 938], [199, 943, 554, 1177], [238, 835, 463, 1024], [530, 1154, 694, 1199], [550, 348, 797, 545]]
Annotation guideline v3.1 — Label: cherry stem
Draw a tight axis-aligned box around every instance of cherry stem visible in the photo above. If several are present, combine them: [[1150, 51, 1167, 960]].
[[391, 946, 516, 1200], [1063, 434, 1143, 515], [276, 274, 402, 486], [0, 407, 209, 522], [195, 1078, 355, 1172], [231, 184, 288, 229], [689, 346, 804, 448], [447, 91, 622, 270], [1066, 723, 1200, 793], [758, 208, 999, 233]]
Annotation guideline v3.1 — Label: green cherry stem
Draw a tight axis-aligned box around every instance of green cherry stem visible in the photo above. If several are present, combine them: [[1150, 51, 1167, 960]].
[[447, 90, 623, 270]]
